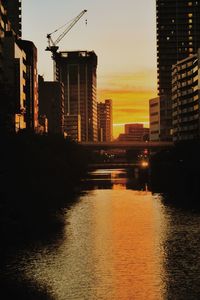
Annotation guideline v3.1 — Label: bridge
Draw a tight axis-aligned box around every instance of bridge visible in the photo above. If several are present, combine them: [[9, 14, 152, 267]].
[[80, 141, 174, 150], [87, 162, 141, 169]]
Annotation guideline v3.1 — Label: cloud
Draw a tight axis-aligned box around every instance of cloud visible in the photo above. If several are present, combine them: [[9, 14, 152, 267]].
[[98, 69, 157, 90], [97, 69, 157, 137], [114, 108, 145, 114]]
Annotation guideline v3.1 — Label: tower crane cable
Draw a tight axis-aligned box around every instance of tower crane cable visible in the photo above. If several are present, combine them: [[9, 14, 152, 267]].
[[46, 9, 87, 49], [48, 16, 78, 37]]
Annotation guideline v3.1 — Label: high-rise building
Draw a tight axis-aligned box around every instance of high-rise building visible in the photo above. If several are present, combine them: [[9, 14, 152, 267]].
[[17, 40, 39, 131], [55, 51, 98, 142], [149, 97, 160, 141], [0, 0, 24, 132], [2, 34, 26, 131], [156, 0, 200, 140], [38, 76, 64, 135], [2, 0, 22, 38], [0, 0, 11, 88], [97, 99, 113, 142], [0, 0, 40, 133], [172, 49, 200, 141]]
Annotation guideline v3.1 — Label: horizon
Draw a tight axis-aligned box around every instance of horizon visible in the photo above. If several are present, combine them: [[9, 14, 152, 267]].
[[22, 0, 157, 138]]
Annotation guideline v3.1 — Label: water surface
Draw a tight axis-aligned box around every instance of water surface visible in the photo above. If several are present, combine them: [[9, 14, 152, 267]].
[[2, 169, 200, 299]]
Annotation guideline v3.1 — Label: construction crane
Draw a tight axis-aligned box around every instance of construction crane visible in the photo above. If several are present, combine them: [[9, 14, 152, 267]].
[[46, 9, 87, 80]]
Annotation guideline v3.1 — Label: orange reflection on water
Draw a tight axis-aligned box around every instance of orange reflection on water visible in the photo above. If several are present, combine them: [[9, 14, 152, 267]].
[[17, 187, 165, 300], [94, 190, 164, 300]]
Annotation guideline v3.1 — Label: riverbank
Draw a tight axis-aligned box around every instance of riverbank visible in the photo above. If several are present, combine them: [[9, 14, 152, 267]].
[[0, 132, 90, 246], [149, 140, 200, 205]]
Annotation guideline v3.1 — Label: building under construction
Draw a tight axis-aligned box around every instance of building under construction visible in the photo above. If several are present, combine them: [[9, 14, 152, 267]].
[[55, 50, 98, 142]]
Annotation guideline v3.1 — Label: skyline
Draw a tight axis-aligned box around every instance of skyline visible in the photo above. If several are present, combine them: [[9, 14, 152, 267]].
[[22, 0, 157, 138]]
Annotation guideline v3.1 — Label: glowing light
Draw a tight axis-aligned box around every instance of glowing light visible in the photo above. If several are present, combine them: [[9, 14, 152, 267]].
[[141, 160, 149, 168]]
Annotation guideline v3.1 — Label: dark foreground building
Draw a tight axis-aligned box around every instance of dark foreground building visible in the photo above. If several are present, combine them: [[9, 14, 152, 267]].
[[156, 0, 200, 140], [17, 40, 38, 131], [2, 0, 22, 38], [38, 76, 64, 135]]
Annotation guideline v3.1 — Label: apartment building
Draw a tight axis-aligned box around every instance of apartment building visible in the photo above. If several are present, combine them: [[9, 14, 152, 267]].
[[156, 0, 200, 140], [172, 49, 200, 141]]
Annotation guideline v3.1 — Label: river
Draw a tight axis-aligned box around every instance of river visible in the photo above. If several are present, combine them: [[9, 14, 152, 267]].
[[1, 169, 200, 299]]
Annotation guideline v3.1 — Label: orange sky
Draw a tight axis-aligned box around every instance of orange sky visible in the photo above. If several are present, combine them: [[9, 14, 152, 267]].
[[98, 69, 157, 138], [22, 1, 157, 140]]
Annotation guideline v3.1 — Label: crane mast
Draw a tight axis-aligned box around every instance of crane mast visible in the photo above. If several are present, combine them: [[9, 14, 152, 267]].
[[46, 9, 87, 80]]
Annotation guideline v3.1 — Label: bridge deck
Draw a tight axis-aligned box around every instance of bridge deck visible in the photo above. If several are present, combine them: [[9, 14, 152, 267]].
[[80, 141, 174, 149], [88, 163, 141, 169]]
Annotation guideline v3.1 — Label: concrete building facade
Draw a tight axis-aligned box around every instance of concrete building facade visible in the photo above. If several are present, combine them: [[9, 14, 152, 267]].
[[172, 49, 200, 141], [55, 51, 98, 142], [149, 97, 160, 141], [156, 0, 200, 141], [97, 99, 113, 142]]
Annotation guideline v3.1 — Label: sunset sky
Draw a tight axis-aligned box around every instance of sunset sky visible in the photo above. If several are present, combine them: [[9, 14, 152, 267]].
[[22, 0, 157, 138]]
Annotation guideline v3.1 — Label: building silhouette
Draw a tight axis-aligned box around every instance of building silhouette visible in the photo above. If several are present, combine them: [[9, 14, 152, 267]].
[[118, 124, 149, 142], [3, 34, 26, 131], [0, 0, 39, 133], [65, 114, 81, 141], [149, 97, 160, 141], [156, 0, 200, 140], [38, 76, 64, 135], [97, 99, 113, 142], [2, 0, 22, 38], [55, 51, 98, 142], [0, 1, 11, 85], [17, 40, 38, 131], [172, 49, 200, 141]]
